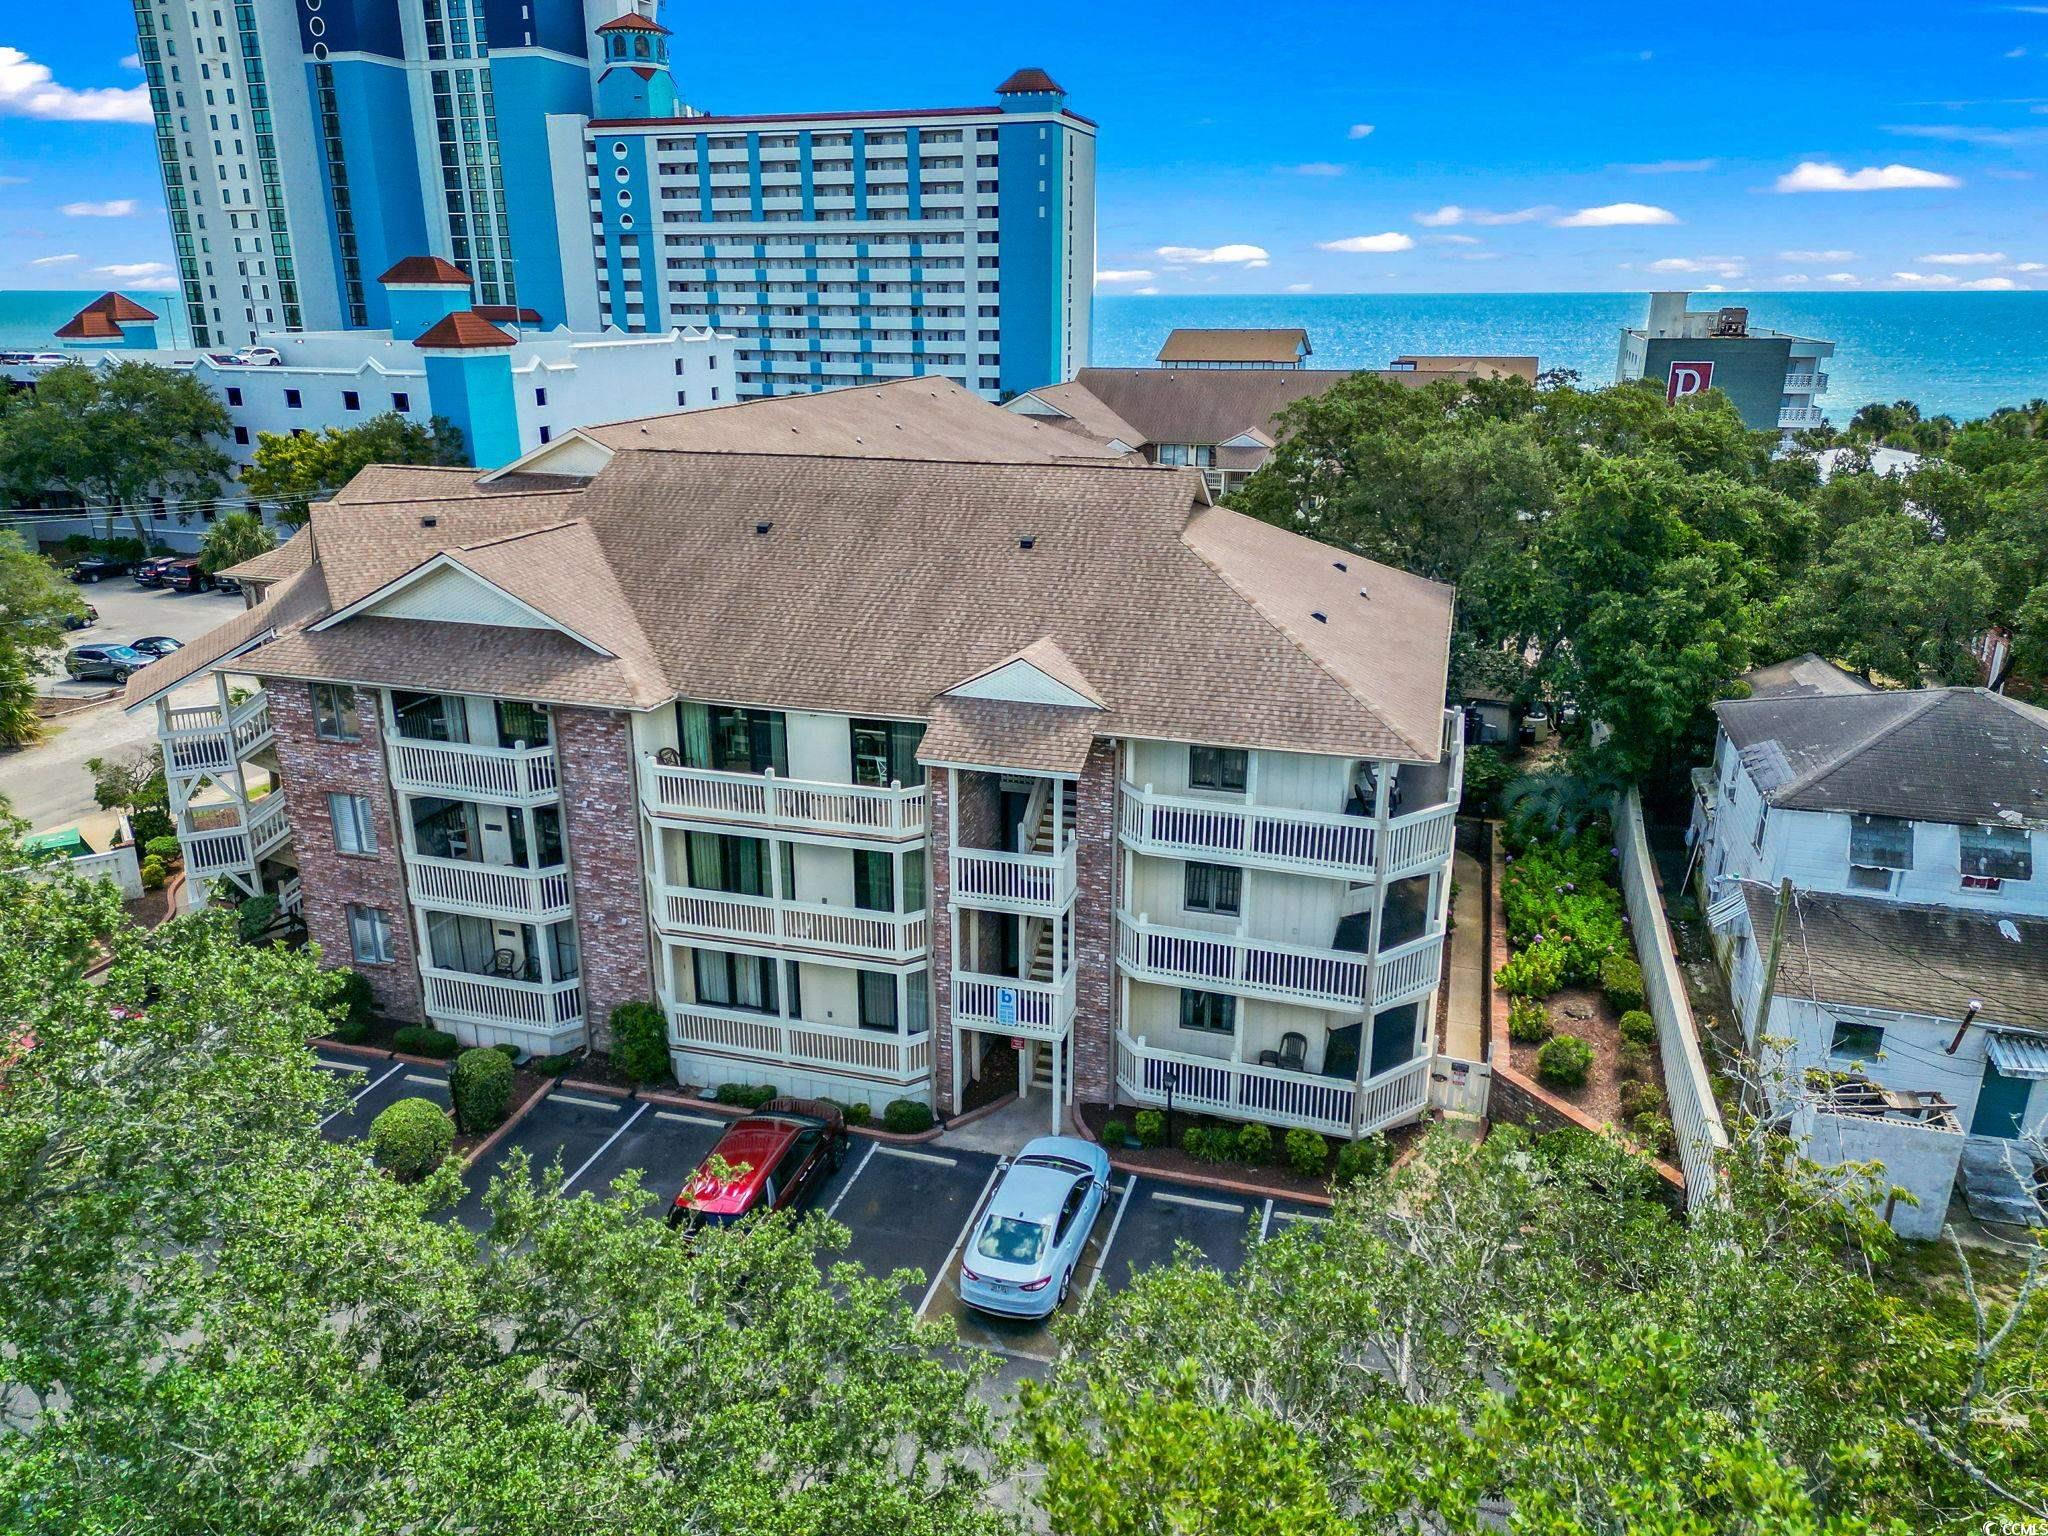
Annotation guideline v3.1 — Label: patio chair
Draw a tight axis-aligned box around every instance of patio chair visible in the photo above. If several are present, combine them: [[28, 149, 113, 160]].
[[1259, 1032, 1310, 1072], [655, 747, 683, 766], [487, 948, 519, 978]]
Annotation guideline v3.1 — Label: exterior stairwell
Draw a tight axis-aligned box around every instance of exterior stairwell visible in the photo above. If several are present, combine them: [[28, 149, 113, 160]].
[[1019, 778, 1077, 1101]]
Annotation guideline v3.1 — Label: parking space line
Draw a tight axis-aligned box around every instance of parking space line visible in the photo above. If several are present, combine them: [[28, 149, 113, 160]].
[[1149, 1190, 1245, 1214], [1273, 1210, 1329, 1227], [826, 1141, 880, 1220], [550, 1093, 621, 1113], [402, 1072, 444, 1087], [1084, 1176, 1138, 1300], [318, 1061, 401, 1129], [560, 1101, 648, 1194], [876, 1145, 956, 1167], [1258, 1197, 1275, 1243], [653, 1110, 722, 1127], [319, 1057, 371, 1074], [917, 1158, 1005, 1320]]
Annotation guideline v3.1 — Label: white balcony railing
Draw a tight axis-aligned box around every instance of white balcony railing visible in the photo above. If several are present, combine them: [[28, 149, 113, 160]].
[[182, 824, 252, 876], [1383, 805, 1457, 878], [1119, 782, 1377, 878], [654, 885, 929, 962], [949, 838, 1077, 915], [1116, 913, 1444, 1013], [640, 758, 928, 840], [409, 855, 574, 919], [386, 733, 559, 802], [951, 969, 1076, 1041], [1779, 406, 1825, 428], [666, 997, 933, 1084], [247, 793, 290, 860], [163, 692, 273, 775], [180, 790, 290, 876], [423, 967, 584, 1034], [1115, 1031, 1432, 1139], [1784, 371, 1828, 392]]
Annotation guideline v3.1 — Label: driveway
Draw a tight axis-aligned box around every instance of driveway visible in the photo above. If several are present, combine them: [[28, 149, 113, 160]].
[[0, 582, 244, 831]]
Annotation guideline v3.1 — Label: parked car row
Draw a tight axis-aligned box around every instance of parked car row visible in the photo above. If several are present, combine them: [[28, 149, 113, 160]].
[[65, 553, 238, 595], [64, 634, 182, 683]]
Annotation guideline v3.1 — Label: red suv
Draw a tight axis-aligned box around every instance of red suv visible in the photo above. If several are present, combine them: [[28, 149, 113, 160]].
[[668, 1098, 848, 1231], [163, 558, 214, 593]]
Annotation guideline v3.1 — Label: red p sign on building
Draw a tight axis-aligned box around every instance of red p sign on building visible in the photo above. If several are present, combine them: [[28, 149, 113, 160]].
[[1667, 360, 1714, 403]]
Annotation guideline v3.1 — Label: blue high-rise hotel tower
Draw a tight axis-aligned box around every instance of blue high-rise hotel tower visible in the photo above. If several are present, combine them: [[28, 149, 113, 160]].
[[128, 0, 1094, 397]]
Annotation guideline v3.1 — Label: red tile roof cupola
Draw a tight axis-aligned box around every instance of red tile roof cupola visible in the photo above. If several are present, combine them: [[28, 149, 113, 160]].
[[412, 311, 517, 351], [995, 67, 1065, 96], [377, 255, 473, 288], [596, 11, 668, 31]]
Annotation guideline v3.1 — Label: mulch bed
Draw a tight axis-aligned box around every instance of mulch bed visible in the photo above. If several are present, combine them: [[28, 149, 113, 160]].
[[122, 886, 175, 929], [961, 1037, 1019, 1112], [1508, 984, 1669, 1143], [1077, 1100, 1424, 1200]]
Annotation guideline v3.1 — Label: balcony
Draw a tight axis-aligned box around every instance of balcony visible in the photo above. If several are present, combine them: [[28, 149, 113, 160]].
[[665, 996, 932, 1085], [422, 967, 585, 1050], [652, 885, 929, 963], [386, 733, 559, 803], [1784, 371, 1828, 392], [408, 855, 574, 921], [1115, 913, 1444, 1012], [1115, 1030, 1431, 1139], [1779, 406, 1826, 428], [951, 968, 1076, 1041], [949, 839, 1077, 916], [1118, 782, 1457, 882], [640, 758, 927, 841], [162, 691, 272, 775], [181, 792, 291, 876]]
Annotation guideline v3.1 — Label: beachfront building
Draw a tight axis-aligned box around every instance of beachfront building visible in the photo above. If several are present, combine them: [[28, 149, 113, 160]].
[[1691, 664, 2048, 1232], [126, 379, 1463, 1141], [1155, 329, 1313, 369], [1616, 292, 1834, 442]]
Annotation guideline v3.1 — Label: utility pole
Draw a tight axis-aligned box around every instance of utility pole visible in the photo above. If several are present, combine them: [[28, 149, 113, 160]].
[[1745, 879, 1793, 1116]]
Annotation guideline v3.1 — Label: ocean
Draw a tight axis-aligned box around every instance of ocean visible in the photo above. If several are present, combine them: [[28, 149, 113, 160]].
[[1097, 292, 2048, 424], [3, 287, 2042, 424]]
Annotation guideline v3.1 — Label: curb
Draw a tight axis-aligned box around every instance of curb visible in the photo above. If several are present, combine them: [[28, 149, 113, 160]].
[[1066, 1108, 1338, 1209], [460, 1074, 558, 1169], [937, 1091, 1019, 1133], [311, 1036, 462, 1071], [558, 1076, 952, 1144]]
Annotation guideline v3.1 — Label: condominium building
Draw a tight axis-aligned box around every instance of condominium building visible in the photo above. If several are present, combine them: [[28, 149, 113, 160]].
[[1616, 292, 1834, 442], [125, 0, 1093, 400], [126, 380, 1462, 1142]]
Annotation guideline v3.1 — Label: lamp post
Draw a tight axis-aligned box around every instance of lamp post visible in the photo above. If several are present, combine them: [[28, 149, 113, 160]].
[[1162, 1063, 1179, 1145]]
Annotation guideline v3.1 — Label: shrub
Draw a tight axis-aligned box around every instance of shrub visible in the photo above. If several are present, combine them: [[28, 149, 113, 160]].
[[235, 893, 279, 944], [1180, 1126, 1222, 1162], [492, 1042, 520, 1061], [608, 1000, 670, 1085], [882, 1097, 934, 1135], [530, 1053, 574, 1077], [1600, 954, 1646, 1014], [715, 1082, 777, 1109], [1632, 1111, 1676, 1158], [1618, 1079, 1666, 1122], [450, 1046, 515, 1134], [1133, 1109, 1165, 1147], [1536, 1033, 1595, 1090], [1498, 826, 1626, 983], [393, 1025, 460, 1060], [1234, 1121, 1273, 1164], [841, 1100, 872, 1128], [139, 855, 166, 890], [1495, 941, 1564, 998], [323, 968, 377, 1043], [1102, 1117, 1129, 1147], [369, 1097, 452, 1182], [1617, 1039, 1654, 1082], [143, 834, 182, 864], [1618, 1009, 1657, 1046], [1507, 996, 1552, 1045], [1333, 1135, 1392, 1185], [1285, 1126, 1329, 1178]]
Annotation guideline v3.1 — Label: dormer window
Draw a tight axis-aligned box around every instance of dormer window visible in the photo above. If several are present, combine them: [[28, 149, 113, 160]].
[[1960, 823, 2032, 890], [1847, 813, 1912, 892]]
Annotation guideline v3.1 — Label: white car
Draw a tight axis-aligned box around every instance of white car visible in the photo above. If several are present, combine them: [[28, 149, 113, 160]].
[[236, 346, 282, 366], [957, 1136, 1111, 1318]]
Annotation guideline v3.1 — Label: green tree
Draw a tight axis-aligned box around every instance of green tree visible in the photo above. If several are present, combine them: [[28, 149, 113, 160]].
[[196, 507, 277, 574], [1774, 512, 1993, 684], [84, 744, 173, 845], [242, 411, 468, 525], [0, 532, 86, 746], [0, 361, 232, 552]]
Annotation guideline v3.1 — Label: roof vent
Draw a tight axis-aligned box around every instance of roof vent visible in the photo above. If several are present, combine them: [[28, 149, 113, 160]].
[[1019, 535, 1036, 550], [421, 515, 438, 529], [1359, 588, 1370, 601], [1332, 560, 1347, 572], [1311, 610, 1328, 624], [755, 521, 772, 536]]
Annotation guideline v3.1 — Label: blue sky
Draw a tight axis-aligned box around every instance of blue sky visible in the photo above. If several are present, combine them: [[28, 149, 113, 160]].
[[4, 0, 2048, 296]]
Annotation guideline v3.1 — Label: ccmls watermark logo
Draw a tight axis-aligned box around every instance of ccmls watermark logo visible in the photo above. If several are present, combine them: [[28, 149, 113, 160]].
[[1667, 361, 1715, 403]]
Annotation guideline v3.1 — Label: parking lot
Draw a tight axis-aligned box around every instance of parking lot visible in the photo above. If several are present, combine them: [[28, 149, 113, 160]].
[[45, 578, 245, 695], [314, 1045, 1329, 1367]]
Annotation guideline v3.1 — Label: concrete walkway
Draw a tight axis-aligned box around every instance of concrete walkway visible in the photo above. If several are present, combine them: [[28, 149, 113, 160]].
[[939, 1092, 1065, 1157], [1442, 849, 1487, 1061]]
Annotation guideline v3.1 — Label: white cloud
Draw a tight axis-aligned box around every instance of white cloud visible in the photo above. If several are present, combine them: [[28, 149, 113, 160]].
[[1285, 162, 1345, 177], [1156, 243, 1270, 266], [1094, 268, 1154, 283], [1554, 202, 1679, 227], [28, 252, 77, 265], [1773, 160, 1961, 192], [119, 53, 141, 70], [1430, 233, 1483, 246], [1133, 286, 1160, 296], [1962, 276, 2018, 290], [1414, 203, 1546, 227], [1347, 123, 1374, 139], [1618, 158, 1718, 174], [1317, 232, 1415, 254], [1782, 248, 1855, 262], [1285, 282, 1313, 293], [0, 175, 24, 186], [62, 198, 136, 217], [1646, 254, 1747, 278], [0, 46, 151, 124], [95, 261, 170, 278], [2008, 46, 2029, 58], [1823, 272, 1862, 284], [1919, 251, 2006, 265], [1774, 273, 1812, 284], [1892, 271, 1957, 285], [2013, 261, 2046, 272]]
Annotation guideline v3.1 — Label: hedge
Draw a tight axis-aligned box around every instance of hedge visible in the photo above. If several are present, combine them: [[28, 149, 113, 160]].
[[393, 1025, 460, 1060], [450, 1046, 515, 1134], [609, 1000, 669, 1084], [714, 1082, 776, 1109], [1618, 1009, 1657, 1047], [1500, 824, 1627, 986], [370, 1097, 452, 1182]]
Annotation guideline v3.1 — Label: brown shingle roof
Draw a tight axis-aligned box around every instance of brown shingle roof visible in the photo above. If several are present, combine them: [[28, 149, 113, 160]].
[[120, 563, 331, 711], [413, 311, 516, 350], [378, 255, 472, 286], [252, 618, 650, 710], [1067, 368, 1359, 449], [1010, 381, 1147, 450], [1740, 653, 1875, 701], [1156, 328, 1310, 366], [222, 527, 313, 585], [921, 697, 1099, 773], [88, 291, 158, 323], [995, 68, 1064, 95]]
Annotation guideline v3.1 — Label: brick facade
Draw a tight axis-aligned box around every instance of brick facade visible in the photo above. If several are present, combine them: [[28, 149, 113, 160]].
[[929, 768, 963, 1111], [265, 679, 424, 1023], [554, 706, 654, 1052], [1070, 741, 1117, 1107]]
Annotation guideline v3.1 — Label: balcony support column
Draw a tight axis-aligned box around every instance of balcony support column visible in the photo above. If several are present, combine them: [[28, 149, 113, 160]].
[[1350, 765, 1394, 1139]]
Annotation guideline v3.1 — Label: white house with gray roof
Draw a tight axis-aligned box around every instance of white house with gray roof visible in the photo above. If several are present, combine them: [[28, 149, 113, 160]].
[[1691, 677, 2048, 1232]]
